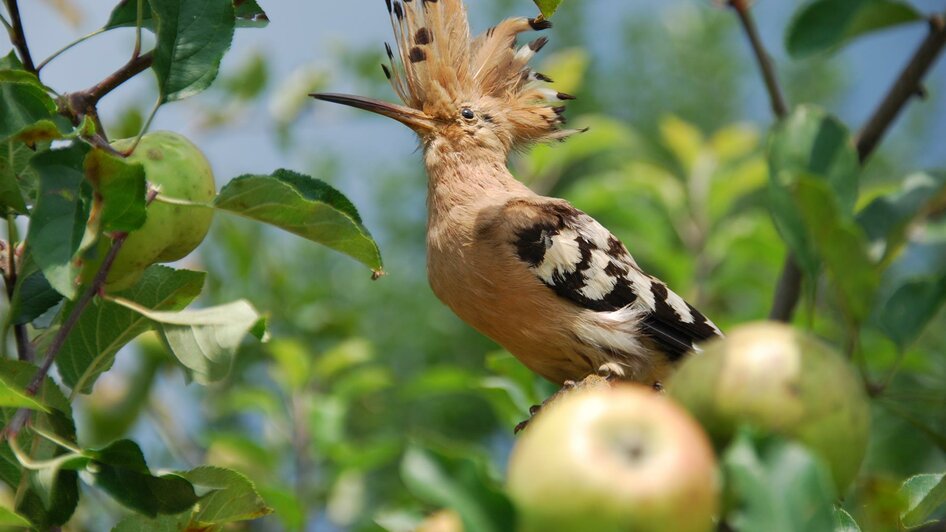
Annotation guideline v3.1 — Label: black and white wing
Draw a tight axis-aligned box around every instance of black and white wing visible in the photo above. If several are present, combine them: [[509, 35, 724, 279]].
[[513, 201, 721, 360]]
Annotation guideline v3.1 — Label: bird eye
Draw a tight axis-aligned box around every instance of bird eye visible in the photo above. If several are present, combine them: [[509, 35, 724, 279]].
[[461, 107, 475, 120]]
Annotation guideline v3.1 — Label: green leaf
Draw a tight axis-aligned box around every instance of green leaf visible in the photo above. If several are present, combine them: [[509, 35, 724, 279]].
[[0, 139, 41, 213], [401, 445, 515, 532], [214, 169, 383, 274], [792, 176, 877, 322], [0, 505, 31, 527], [857, 170, 946, 262], [84, 148, 147, 232], [723, 431, 837, 532], [0, 71, 56, 142], [234, 0, 269, 27], [0, 51, 25, 70], [871, 239, 946, 348], [0, 361, 78, 528], [767, 105, 859, 277], [112, 514, 188, 532], [88, 439, 199, 517], [57, 265, 205, 394], [24, 143, 91, 299], [105, 0, 265, 30], [533, 0, 563, 19], [152, 0, 236, 103], [9, 263, 62, 325], [835, 507, 861, 531], [104, 0, 155, 30], [178, 466, 273, 525], [110, 298, 265, 384], [786, 0, 923, 59], [0, 372, 48, 411], [900, 473, 946, 529]]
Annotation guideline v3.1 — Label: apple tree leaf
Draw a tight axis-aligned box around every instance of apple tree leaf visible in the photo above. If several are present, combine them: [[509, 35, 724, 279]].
[[214, 169, 383, 275], [24, 143, 91, 299], [87, 439, 198, 517], [0, 361, 78, 528], [57, 266, 205, 394], [792, 176, 877, 323], [401, 445, 515, 532], [152, 0, 236, 103], [900, 473, 946, 529], [835, 507, 861, 531], [84, 148, 147, 233], [786, 0, 923, 59], [767, 105, 859, 278], [871, 239, 946, 349], [105, 0, 265, 31], [722, 430, 837, 532], [857, 170, 946, 263], [0, 505, 31, 527], [178, 466, 273, 525], [533, 0, 564, 19], [109, 297, 266, 384]]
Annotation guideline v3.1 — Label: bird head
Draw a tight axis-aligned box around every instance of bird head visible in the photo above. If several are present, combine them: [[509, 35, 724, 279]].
[[311, 0, 585, 159]]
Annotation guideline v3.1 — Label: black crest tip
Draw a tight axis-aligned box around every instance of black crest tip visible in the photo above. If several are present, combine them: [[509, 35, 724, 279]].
[[535, 72, 553, 83], [557, 92, 576, 100], [528, 17, 553, 31], [381, 64, 392, 79], [529, 36, 549, 52]]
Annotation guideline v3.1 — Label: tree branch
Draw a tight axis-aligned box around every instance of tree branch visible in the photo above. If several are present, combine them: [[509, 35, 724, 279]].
[[1, 189, 158, 440], [61, 51, 154, 143], [727, 0, 802, 321], [729, 0, 788, 119], [2, 0, 35, 73], [855, 14, 946, 163]]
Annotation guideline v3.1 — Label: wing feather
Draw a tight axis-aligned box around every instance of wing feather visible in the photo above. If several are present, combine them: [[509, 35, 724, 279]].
[[511, 200, 721, 359]]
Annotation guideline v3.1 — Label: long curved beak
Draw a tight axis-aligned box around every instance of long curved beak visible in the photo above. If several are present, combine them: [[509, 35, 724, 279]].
[[310, 93, 436, 133]]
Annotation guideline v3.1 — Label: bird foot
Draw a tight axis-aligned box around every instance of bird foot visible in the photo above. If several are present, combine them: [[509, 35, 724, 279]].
[[514, 375, 614, 434]]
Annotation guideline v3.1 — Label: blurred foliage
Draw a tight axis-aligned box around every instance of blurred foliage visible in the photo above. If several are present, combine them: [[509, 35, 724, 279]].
[[2, 0, 946, 530]]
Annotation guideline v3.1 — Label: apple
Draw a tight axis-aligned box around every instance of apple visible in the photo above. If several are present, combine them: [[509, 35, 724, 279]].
[[667, 321, 870, 492], [416, 510, 463, 532], [80, 131, 216, 290], [507, 384, 718, 532]]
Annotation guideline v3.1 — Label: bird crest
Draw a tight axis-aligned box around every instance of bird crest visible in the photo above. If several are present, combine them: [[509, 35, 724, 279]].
[[381, 0, 584, 147]]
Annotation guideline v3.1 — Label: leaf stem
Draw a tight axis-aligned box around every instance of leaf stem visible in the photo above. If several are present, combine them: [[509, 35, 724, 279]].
[[128, 98, 161, 153], [0, 189, 158, 440], [133, 0, 144, 59], [855, 13, 946, 163], [35, 28, 105, 72], [2, 0, 35, 73]]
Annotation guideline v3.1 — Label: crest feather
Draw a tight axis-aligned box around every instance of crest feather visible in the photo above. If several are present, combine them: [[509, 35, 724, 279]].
[[383, 0, 584, 145]]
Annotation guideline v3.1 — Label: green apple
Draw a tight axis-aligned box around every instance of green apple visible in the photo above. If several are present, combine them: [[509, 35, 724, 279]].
[[667, 321, 870, 492], [507, 384, 718, 532], [81, 131, 216, 290]]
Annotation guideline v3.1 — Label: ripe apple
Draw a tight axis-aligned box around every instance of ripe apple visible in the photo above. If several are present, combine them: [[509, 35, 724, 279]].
[[667, 321, 870, 492], [507, 384, 718, 532], [81, 131, 216, 290]]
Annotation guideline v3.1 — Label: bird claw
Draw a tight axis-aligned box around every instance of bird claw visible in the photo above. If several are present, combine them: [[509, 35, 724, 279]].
[[514, 379, 585, 434]]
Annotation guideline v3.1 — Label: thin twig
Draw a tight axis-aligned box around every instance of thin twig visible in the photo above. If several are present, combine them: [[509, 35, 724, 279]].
[[729, 0, 788, 119], [2, 0, 35, 73], [727, 0, 802, 322], [35, 28, 105, 72], [3, 215, 33, 362], [855, 14, 946, 163], [1, 189, 158, 440]]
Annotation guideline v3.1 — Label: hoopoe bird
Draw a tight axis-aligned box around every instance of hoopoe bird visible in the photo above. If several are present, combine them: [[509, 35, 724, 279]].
[[312, 0, 721, 391]]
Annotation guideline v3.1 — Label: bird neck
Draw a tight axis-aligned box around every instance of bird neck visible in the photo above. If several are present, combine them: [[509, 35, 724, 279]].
[[423, 145, 530, 220]]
